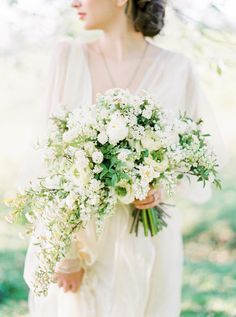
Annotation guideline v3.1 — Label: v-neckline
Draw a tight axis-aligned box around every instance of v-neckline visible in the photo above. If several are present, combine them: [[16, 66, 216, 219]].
[[80, 40, 163, 104]]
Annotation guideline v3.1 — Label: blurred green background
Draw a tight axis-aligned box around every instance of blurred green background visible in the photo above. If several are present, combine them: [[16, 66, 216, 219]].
[[0, 0, 236, 316]]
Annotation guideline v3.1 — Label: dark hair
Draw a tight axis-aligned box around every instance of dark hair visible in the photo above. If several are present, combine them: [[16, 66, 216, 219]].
[[125, 0, 166, 38]]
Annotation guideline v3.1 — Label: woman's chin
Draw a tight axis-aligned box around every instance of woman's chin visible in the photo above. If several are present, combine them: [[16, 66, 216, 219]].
[[80, 20, 103, 32]]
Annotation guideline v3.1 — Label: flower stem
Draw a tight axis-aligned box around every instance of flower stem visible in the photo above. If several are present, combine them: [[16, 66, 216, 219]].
[[141, 210, 149, 237], [130, 208, 139, 234], [147, 208, 156, 236], [151, 208, 158, 234], [135, 209, 141, 236]]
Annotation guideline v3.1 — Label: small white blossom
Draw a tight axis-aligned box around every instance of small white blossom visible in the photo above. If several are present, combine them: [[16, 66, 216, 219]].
[[98, 131, 108, 144], [92, 151, 104, 164], [142, 108, 152, 119]]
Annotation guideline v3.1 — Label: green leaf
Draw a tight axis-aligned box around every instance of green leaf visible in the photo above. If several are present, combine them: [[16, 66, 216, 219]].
[[119, 172, 130, 180], [111, 174, 118, 186], [142, 149, 149, 158], [151, 148, 165, 161], [115, 186, 127, 196]]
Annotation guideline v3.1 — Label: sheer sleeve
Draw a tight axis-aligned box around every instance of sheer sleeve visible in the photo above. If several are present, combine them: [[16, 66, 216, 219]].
[[23, 39, 97, 291], [176, 58, 229, 204], [17, 39, 72, 190], [54, 220, 98, 274]]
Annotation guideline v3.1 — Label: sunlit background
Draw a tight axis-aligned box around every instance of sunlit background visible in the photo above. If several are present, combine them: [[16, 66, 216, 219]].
[[0, 0, 236, 316]]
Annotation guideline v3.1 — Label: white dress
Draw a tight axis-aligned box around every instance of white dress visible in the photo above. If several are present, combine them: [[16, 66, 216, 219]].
[[21, 35, 226, 317]]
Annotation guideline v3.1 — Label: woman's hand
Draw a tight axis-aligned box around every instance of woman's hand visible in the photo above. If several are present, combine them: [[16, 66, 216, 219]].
[[133, 188, 163, 209], [53, 268, 85, 293]]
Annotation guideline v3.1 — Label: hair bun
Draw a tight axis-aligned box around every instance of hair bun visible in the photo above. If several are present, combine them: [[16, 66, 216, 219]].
[[137, 0, 152, 9], [127, 0, 166, 38]]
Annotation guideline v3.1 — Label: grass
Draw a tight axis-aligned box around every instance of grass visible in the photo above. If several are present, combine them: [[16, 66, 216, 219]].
[[0, 249, 28, 316], [181, 163, 236, 317], [0, 202, 28, 317], [0, 164, 235, 317]]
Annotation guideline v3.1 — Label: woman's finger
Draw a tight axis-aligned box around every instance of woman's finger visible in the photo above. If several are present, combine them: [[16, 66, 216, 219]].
[[135, 201, 157, 209], [134, 190, 158, 205], [58, 279, 64, 288], [71, 281, 79, 293], [63, 282, 71, 293], [134, 194, 162, 209], [134, 196, 154, 205], [134, 192, 159, 206], [145, 201, 160, 209], [52, 273, 58, 283]]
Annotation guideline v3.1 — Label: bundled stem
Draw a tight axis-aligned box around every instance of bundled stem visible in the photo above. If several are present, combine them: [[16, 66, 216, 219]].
[[130, 204, 170, 237]]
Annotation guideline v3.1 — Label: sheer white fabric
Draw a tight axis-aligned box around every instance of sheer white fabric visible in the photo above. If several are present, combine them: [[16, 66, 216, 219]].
[[21, 36, 227, 317]]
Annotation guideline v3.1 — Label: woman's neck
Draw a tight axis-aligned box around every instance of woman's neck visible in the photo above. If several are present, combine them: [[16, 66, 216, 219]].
[[95, 20, 148, 62]]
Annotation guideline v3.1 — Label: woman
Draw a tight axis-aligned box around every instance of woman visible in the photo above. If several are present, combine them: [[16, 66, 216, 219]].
[[22, 0, 225, 316]]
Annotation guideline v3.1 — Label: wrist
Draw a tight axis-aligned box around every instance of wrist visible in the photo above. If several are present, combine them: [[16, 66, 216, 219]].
[[55, 258, 84, 274]]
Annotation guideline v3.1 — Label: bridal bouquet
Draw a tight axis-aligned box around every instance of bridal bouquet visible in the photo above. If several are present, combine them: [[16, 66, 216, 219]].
[[5, 88, 221, 296]]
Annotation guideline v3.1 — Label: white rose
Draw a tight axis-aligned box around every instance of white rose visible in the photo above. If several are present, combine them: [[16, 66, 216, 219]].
[[116, 180, 135, 204], [106, 114, 129, 145], [139, 165, 159, 184], [141, 131, 161, 151], [155, 159, 169, 172], [144, 156, 169, 173]]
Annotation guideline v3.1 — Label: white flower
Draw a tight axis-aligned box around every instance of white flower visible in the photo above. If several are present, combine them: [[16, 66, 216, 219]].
[[98, 131, 108, 144], [63, 128, 80, 142], [44, 175, 61, 189], [116, 180, 135, 204], [126, 113, 137, 126], [144, 156, 169, 173], [93, 165, 103, 174], [141, 130, 161, 151], [138, 165, 159, 184], [77, 169, 91, 186], [65, 192, 77, 209], [89, 179, 102, 191], [89, 194, 100, 206], [84, 142, 96, 156], [132, 180, 150, 200], [117, 149, 132, 161], [106, 114, 129, 145], [92, 151, 104, 164], [74, 150, 89, 169], [142, 108, 152, 119], [130, 125, 145, 140]]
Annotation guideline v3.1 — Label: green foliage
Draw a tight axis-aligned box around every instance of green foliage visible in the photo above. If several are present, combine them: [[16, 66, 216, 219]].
[[115, 186, 127, 196], [0, 250, 28, 304], [151, 148, 166, 161]]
